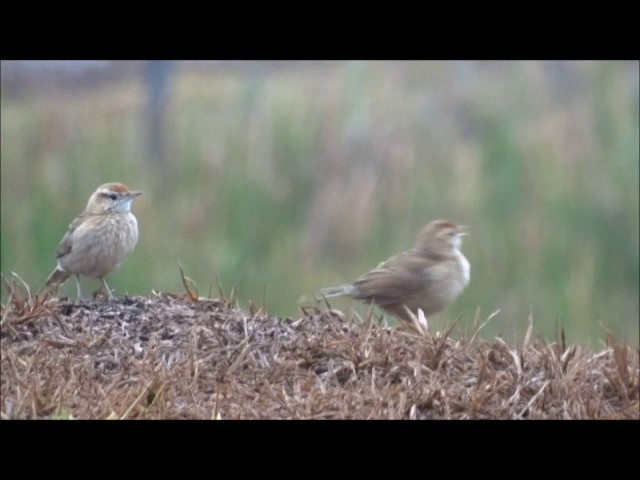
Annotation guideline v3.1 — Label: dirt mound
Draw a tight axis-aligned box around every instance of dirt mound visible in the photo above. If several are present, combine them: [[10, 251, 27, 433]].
[[1, 292, 638, 419]]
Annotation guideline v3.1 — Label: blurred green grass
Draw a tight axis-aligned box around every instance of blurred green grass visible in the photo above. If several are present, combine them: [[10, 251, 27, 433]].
[[1, 61, 638, 346]]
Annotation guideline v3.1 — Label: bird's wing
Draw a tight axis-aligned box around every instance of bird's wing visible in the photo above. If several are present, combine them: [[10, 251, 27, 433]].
[[55, 214, 87, 259], [351, 251, 436, 307]]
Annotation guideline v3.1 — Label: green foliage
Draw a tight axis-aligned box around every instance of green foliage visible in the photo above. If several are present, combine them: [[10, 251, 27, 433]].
[[1, 61, 638, 346]]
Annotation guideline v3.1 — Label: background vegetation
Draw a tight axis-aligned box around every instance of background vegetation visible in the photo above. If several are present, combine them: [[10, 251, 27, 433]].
[[1, 61, 638, 346]]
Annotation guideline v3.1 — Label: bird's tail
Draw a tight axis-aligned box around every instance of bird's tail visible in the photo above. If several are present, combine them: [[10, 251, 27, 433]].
[[45, 267, 71, 289], [319, 284, 356, 299]]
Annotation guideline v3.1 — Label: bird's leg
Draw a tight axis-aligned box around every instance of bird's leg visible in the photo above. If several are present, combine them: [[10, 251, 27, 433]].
[[101, 278, 113, 300], [75, 274, 82, 299]]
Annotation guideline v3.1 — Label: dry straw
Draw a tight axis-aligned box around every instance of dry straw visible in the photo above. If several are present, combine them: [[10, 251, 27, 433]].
[[1, 274, 638, 419]]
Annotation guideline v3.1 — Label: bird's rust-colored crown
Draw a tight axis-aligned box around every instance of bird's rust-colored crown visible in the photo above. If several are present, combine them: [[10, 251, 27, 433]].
[[100, 182, 133, 194], [430, 220, 457, 230]]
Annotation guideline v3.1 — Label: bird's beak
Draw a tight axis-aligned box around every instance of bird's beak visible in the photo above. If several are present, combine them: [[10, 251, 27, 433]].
[[457, 225, 469, 236], [128, 191, 142, 198]]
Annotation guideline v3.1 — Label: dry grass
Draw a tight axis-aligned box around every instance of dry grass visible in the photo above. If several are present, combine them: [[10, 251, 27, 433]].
[[1, 275, 638, 419]]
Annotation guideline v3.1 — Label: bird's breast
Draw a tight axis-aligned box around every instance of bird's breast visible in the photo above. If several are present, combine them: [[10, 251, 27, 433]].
[[457, 251, 470, 286], [421, 252, 470, 306]]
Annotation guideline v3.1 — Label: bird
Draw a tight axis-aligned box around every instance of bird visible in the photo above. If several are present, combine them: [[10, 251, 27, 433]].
[[44, 182, 141, 299], [320, 220, 470, 323]]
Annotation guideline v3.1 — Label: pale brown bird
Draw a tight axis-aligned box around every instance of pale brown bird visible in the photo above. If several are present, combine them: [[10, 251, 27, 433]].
[[321, 220, 470, 322], [45, 182, 141, 299]]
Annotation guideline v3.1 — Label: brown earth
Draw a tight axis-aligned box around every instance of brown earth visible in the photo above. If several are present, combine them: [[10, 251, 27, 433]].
[[1, 285, 638, 419]]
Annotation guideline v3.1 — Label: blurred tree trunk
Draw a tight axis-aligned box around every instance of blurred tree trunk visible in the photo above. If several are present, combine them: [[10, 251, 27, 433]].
[[145, 61, 175, 177]]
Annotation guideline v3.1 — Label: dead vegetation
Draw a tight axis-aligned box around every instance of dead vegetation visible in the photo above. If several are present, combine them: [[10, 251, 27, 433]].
[[1, 274, 638, 419]]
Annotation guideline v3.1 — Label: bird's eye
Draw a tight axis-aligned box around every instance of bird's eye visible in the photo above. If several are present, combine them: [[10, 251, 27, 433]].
[[108, 193, 117, 201]]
